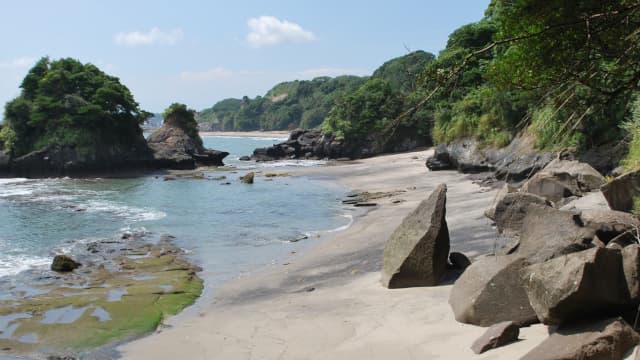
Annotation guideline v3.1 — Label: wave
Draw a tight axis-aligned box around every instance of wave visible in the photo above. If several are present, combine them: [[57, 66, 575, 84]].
[[82, 200, 166, 222], [325, 213, 354, 233], [0, 254, 50, 278]]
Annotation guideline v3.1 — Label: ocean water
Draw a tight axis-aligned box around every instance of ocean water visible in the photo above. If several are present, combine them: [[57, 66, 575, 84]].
[[0, 136, 351, 294]]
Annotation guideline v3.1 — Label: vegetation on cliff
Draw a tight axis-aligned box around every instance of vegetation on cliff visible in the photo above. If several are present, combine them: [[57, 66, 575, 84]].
[[162, 103, 203, 148], [1, 57, 150, 158], [196, 75, 366, 131]]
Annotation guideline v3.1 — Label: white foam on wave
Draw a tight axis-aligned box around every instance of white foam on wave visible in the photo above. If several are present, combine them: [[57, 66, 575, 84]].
[[0, 178, 29, 185], [325, 214, 354, 233], [255, 160, 327, 168], [83, 200, 166, 222], [0, 254, 50, 277]]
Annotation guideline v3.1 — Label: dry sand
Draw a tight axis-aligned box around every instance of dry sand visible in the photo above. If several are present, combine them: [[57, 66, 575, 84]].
[[119, 149, 549, 359]]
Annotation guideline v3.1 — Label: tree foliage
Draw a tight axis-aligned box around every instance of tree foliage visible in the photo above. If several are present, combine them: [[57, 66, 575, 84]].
[[2, 57, 150, 157]]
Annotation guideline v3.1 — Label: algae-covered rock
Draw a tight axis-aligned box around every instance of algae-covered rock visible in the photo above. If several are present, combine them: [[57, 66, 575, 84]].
[[51, 255, 81, 273], [0, 234, 203, 359], [240, 172, 255, 184]]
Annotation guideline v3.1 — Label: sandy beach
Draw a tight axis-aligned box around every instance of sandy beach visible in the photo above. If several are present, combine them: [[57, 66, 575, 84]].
[[200, 131, 290, 138], [119, 149, 549, 359]]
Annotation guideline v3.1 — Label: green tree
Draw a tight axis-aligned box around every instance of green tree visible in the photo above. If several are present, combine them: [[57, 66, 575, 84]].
[[2, 57, 150, 157]]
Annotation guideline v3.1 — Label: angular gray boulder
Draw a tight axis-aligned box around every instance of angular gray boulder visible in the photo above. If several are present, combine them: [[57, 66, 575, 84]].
[[381, 184, 449, 288], [516, 206, 595, 263], [521, 317, 639, 360], [449, 254, 537, 327], [471, 321, 519, 354], [522, 159, 605, 203], [522, 247, 629, 325], [622, 245, 640, 302], [492, 192, 550, 237], [484, 184, 516, 221], [580, 209, 640, 243], [601, 169, 640, 213]]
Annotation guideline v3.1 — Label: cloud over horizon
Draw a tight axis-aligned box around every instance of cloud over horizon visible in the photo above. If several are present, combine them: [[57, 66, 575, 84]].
[[246, 16, 315, 48], [114, 27, 184, 47]]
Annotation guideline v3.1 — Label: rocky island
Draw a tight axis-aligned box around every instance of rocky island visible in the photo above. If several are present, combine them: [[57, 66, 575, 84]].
[[0, 58, 228, 178]]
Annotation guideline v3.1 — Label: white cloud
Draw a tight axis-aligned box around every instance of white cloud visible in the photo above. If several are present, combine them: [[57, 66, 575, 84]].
[[246, 16, 315, 48], [299, 67, 370, 78], [0, 57, 37, 69], [114, 27, 183, 47], [179, 67, 233, 81]]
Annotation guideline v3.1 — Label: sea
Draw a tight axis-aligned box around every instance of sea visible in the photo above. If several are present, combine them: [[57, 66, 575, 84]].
[[0, 135, 352, 303]]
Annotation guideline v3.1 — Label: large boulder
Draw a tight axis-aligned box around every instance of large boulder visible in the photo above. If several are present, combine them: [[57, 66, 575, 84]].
[[602, 169, 640, 213], [622, 245, 640, 302], [522, 248, 629, 325], [251, 130, 352, 161], [449, 255, 538, 327], [521, 317, 639, 360], [522, 159, 605, 203], [380, 184, 449, 288], [484, 184, 517, 221], [516, 206, 595, 263], [492, 192, 551, 237], [579, 209, 640, 243]]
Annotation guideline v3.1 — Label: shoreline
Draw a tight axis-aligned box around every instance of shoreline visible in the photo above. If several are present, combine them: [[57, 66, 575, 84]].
[[200, 130, 290, 138], [119, 149, 550, 359]]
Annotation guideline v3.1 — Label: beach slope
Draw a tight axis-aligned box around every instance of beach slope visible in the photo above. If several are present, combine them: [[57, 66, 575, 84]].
[[120, 149, 548, 359]]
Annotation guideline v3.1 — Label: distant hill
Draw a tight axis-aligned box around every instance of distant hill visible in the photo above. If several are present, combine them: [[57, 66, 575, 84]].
[[196, 76, 367, 131], [143, 113, 164, 129]]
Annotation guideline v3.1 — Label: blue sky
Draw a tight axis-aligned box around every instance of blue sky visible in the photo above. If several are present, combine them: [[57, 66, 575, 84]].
[[0, 0, 489, 113]]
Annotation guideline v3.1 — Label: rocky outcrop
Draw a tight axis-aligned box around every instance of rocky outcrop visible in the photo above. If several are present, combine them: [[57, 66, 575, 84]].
[[380, 184, 449, 288], [240, 172, 255, 184], [521, 318, 639, 360], [622, 245, 640, 302], [602, 169, 640, 213], [147, 126, 228, 169], [9, 142, 156, 178], [522, 248, 629, 325], [471, 321, 519, 354], [521, 159, 606, 203], [252, 129, 348, 161], [449, 255, 537, 327], [51, 255, 81, 272], [425, 138, 555, 182]]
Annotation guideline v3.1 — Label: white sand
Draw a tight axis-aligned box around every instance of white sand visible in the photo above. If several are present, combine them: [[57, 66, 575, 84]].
[[119, 149, 548, 359]]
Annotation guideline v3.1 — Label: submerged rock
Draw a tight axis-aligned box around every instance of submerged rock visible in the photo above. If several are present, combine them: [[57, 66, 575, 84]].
[[380, 184, 449, 288], [51, 255, 81, 273], [240, 172, 255, 184]]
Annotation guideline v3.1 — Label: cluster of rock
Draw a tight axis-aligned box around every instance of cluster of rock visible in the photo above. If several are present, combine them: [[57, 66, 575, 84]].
[[456, 160, 640, 357], [1, 120, 228, 178], [251, 129, 349, 161], [425, 137, 627, 182], [382, 157, 640, 358]]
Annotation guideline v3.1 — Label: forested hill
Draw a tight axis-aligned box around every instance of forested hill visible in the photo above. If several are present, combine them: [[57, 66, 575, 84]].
[[196, 50, 435, 131]]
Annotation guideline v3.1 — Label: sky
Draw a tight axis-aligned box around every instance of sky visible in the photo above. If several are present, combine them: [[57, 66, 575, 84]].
[[0, 0, 490, 113]]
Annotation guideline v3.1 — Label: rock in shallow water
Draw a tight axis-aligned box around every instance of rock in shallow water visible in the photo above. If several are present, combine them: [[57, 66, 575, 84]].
[[50, 255, 81, 273]]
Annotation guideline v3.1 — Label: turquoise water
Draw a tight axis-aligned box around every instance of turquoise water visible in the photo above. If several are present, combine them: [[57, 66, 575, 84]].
[[0, 136, 350, 292]]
